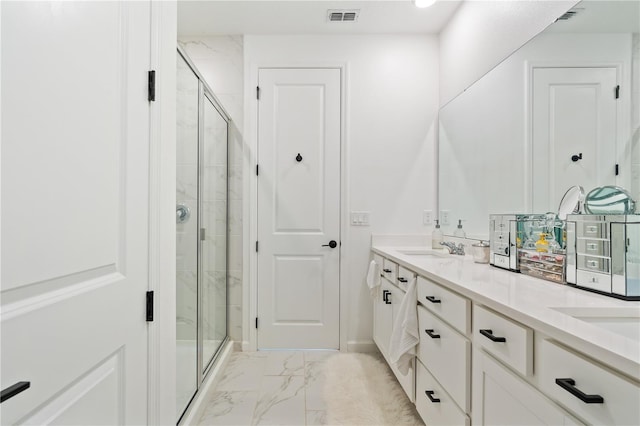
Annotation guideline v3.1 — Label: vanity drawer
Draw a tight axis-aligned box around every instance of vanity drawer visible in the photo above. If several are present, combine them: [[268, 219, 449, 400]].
[[473, 305, 533, 376], [382, 258, 397, 283], [397, 265, 416, 291], [575, 269, 611, 293], [373, 254, 384, 277], [578, 221, 608, 239], [416, 359, 470, 426], [538, 339, 640, 426], [417, 276, 470, 335], [577, 254, 610, 274], [417, 305, 471, 411], [577, 239, 610, 257]]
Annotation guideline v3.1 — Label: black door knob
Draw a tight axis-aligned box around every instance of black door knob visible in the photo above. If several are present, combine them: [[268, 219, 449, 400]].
[[322, 240, 338, 248], [571, 153, 583, 162]]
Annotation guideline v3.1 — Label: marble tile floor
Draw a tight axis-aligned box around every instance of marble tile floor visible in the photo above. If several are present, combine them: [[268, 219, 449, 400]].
[[194, 351, 339, 425]]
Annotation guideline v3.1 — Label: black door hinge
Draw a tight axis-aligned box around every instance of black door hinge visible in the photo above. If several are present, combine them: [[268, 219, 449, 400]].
[[256, 241, 259, 252], [615, 164, 619, 176], [146, 291, 154, 322], [256, 164, 259, 176], [256, 86, 260, 100], [255, 317, 259, 329], [148, 70, 156, 102], [615, 85, 620, 99]]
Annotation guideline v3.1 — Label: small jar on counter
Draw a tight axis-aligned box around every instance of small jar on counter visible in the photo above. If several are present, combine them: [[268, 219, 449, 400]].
[[472, 241, 490, 264]]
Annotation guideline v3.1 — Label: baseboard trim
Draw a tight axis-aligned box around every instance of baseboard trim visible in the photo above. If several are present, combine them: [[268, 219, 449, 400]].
[[347, 340, 379, 353], [178, 340, 234, 425]]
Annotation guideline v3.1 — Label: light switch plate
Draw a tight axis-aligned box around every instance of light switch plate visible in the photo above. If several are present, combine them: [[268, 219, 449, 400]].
[[423, 210, 433, 225], [440, 210, 451, 225], [350, 211, 370, 226]]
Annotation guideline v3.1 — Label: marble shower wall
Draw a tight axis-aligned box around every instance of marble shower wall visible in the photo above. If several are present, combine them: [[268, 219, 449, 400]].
[[179, 36, 244, 344]]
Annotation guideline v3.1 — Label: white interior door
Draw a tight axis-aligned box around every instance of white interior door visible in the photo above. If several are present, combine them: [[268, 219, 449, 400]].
[[1, 2, 151, 424], [532, 67, 618, 211], [257, 68, 341, 349]]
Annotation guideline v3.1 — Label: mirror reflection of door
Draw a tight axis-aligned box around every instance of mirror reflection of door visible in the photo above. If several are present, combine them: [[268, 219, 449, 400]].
[[532, 67, 618, 212]]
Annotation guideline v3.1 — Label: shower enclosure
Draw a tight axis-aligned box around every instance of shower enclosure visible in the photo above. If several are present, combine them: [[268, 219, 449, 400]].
[[176, 47, 229, 422]]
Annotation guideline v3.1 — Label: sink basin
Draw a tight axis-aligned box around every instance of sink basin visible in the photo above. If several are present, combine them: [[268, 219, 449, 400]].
[[551, 307, 640, 342], [396, 249, 448, 258]]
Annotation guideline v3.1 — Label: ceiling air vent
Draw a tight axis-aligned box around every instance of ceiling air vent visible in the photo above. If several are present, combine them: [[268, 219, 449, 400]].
[[327, 10, 360, 23], [557, 8, 583, 21]]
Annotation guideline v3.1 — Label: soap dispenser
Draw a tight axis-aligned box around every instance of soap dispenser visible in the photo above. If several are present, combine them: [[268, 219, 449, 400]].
[[454, 219, 466, 238], [432, 220, 443, 249]]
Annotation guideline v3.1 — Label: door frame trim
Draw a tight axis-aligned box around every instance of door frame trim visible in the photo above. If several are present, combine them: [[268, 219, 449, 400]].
[[524, 61, 626, 211], [245, 63, 350, 352], [148, 1, 177, 424]]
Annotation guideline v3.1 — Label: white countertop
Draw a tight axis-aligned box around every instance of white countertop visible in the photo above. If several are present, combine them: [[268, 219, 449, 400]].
[[372, 243, 640, 381]]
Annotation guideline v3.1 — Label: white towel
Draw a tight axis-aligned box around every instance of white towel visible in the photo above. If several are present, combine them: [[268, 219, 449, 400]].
[[389, 277, 419, 375], [366, 259, 381, 298]]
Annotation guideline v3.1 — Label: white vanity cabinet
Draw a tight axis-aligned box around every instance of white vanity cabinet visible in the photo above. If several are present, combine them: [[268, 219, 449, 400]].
[[371, 247, 640, 426], [415, 275, 472, 424], [372, 256, 415, 402], [537, 338, 640, 426], [473, 348, 584, 426], [373, 280, 393, 356]]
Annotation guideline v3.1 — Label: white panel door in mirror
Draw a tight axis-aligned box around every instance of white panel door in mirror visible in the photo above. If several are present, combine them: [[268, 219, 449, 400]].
[[532, 67, 617, 213]]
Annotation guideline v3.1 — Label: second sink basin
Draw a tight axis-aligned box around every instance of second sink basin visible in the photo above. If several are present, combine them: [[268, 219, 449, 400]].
[[551, 306, 640, 342], [396, 249, 448, 258]]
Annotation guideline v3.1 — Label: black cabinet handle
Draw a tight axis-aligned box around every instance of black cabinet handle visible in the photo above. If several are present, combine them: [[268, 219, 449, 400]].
[[383, 268, 392, 273], [425, 329, 441, 339], [382, 290, 391, 304], [479, 329, 506, 342], [425, 296, 441, 304], [425, 390, 440, 403], [398, 277, 408, 283], [1, 381, 30, 403], [555, 378, 604, 404]]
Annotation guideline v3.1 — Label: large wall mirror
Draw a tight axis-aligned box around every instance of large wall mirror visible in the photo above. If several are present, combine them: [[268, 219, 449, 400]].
[[439, 0, 639, 240]]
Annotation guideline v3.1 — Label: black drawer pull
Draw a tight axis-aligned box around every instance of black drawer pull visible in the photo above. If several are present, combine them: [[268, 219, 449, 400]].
[[382, 290, 391, 304], [555, 378, 604, 404], [1, 381, 30, 403], [383, 268, 392, 273], [425, 296, 441, 304], [479, 329, 506, 342], [397, 277, 408, 283], [425, 390, 440, 403], [425, 329, 441, 339]]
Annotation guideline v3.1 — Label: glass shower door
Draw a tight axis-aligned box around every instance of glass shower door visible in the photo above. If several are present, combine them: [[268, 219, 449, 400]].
[[176, 53, 199, 418], [200, 95, 228, 370]]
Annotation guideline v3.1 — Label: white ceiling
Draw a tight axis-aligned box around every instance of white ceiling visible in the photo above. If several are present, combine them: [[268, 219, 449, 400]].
[[177, 0, 463, 36]]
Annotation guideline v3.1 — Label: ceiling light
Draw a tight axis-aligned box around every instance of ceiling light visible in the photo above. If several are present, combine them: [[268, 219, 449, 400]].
[[414, 0, 436, 8]]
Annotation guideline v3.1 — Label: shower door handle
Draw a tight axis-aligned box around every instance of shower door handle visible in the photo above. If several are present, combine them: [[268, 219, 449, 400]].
[[176, 203, 191, 224]]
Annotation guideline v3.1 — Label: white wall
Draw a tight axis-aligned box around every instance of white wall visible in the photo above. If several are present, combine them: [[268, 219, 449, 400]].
[[244, 34, 439, 349], [179, 36, 245, 345], [439, 0, 579, 107]]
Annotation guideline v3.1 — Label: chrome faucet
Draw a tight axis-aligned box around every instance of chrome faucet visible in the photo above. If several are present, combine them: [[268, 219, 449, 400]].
[[440, 241, 466, 255]]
